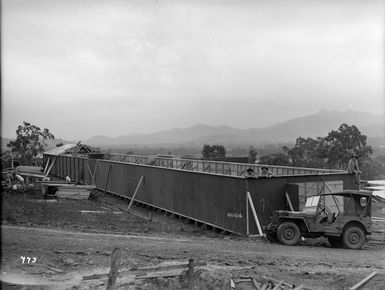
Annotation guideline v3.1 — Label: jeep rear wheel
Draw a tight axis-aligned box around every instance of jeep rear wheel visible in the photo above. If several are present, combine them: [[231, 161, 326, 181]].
[[277, 222, 300, 246], [342, 226, 366, 249]]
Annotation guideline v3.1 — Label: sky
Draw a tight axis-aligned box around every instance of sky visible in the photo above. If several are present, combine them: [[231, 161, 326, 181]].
[[2, 0, 384, 140]]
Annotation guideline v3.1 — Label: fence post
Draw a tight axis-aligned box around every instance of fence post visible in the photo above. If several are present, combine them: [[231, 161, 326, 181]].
[[107, 248, 121, 290]]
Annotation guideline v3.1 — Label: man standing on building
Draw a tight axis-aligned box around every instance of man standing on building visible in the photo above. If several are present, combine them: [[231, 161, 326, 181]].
[[347, 154, 361, 184]]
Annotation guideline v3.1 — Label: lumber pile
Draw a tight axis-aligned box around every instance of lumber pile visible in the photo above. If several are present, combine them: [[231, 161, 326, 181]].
[[56, 187, 91, 200], [230, 275, 306, 290]]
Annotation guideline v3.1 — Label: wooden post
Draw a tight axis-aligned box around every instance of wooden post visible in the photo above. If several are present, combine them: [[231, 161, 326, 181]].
[[246, 193, 249, 235], [107, 248, 121, 290], [246, 191, 264, 237], [127, 176, 144, 210], [103, 164, 112, 195], [285, 191, 294, 212], [188, 258, 194, 290]]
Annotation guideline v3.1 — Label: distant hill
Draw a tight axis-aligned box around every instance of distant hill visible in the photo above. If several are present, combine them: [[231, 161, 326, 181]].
[[86, 110, 384, 147]]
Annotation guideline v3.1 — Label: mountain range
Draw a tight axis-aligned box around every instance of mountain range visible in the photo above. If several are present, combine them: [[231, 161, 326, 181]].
[[86, 110, 385, 147]]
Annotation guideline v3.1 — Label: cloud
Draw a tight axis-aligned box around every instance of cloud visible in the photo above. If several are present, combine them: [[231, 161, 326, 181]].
[[2, 0, 383, 139]]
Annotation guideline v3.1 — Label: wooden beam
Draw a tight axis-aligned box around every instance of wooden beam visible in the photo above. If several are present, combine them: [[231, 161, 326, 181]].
[[45, 158, 56, 177], [43, 157, 51, 175], [87, 164, 95, 185], [107, 248, 121, 290], [272, 280, 284, 290], [246, 192, 250, 235], [246, 191, 264, 237], [252, 278, 262, 290], [286, 191, 294, 212], [349, 271, 378, 290], [127, 176, 144, 210]]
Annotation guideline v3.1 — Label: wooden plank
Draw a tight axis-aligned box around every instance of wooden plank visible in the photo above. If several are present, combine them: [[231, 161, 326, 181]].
[[79, 211, 122, 214], [107, 248, 121, 290], [247, 191, 263, 237], [127, 176, 144, 210], [286, 191, 294, 212], [252, 278, 262, 290], [45, 158, 56, 177], [272, 280, 284, 290], [136, 269, 185, 279], [261, 276, 294, 288], [45, 184, 95, 189], [246, 192, 250, 235], [230, 279, 235, 289], [43, 157, 50, 175], [349, 271, 378, 290]]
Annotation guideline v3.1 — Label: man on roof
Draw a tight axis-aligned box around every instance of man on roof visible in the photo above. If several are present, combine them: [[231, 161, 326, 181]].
[[347, 154, 361, 184]]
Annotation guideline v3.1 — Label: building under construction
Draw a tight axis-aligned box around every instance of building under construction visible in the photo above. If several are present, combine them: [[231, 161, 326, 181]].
[[43, 147, 358, 236]]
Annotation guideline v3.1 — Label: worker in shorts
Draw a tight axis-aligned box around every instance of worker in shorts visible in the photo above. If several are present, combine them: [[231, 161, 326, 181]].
[[347, 154, 361, 184]]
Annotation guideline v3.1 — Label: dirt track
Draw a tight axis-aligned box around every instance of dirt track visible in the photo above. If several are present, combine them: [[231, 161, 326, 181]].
[[2, 190, 385, 289], [2, 224, 385, 289]]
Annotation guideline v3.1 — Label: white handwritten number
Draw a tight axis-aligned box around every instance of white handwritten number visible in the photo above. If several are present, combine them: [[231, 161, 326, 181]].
[[20, 256, 37, 264]]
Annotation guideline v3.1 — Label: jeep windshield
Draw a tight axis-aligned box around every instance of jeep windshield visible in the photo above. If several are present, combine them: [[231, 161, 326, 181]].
[[303, 196, 320, 214]]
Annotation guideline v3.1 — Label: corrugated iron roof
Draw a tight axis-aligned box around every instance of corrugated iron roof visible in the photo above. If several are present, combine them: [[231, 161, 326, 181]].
[[44, 144, 78, 156], [44, 143, 101, 156]]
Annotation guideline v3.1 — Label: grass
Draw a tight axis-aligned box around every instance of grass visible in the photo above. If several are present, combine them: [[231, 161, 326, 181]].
[[1, 189, 157, 234]]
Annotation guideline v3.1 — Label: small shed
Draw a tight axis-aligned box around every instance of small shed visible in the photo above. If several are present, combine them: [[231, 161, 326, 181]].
[[42, 144, 102, 177]]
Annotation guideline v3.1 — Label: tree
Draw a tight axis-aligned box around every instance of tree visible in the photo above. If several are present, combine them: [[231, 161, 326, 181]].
[[258, 153, 291, 166], [202, 144, 226, 158], [284, 137, 324, 167], [56, 142, 64, 147], [283, 124, 372, 170], [319, 124, 372, 169], [7, 121, 55, 165]]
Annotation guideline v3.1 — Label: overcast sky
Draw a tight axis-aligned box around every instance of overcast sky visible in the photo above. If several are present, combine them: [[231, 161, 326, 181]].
[[2, 0, 384, 140]]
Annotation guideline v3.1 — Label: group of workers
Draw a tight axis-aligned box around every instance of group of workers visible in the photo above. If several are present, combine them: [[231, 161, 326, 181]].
[[245, 166, 273, 179], [245, 153, 362, 182]]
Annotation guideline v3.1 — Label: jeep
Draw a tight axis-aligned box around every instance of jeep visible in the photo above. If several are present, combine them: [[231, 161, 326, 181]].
[[264, 190, 372, 249]]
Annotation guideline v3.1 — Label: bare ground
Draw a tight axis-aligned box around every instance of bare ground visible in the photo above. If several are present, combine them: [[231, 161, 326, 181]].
[[1, 189, 385, 289]]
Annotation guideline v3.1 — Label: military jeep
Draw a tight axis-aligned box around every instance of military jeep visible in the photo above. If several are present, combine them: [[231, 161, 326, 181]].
[[264, 190, 372, 249]]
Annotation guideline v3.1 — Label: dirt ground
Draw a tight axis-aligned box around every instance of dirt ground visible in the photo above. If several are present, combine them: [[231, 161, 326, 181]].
[[1, 189, 385, 289]]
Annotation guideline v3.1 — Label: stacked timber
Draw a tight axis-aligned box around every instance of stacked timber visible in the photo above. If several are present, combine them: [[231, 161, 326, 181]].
[[45, 184, 95, 200]]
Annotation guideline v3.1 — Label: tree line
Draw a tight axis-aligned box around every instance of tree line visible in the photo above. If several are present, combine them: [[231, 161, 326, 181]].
[[201, 124, 384, 180]]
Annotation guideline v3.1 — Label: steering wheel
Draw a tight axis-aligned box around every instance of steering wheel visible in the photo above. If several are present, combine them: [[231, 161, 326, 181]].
[[316, 203, 332, 217]]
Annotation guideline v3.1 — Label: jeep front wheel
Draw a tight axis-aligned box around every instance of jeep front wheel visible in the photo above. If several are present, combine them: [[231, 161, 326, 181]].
[[277, 222, 300, 246], [342, 226, 366, 249]]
